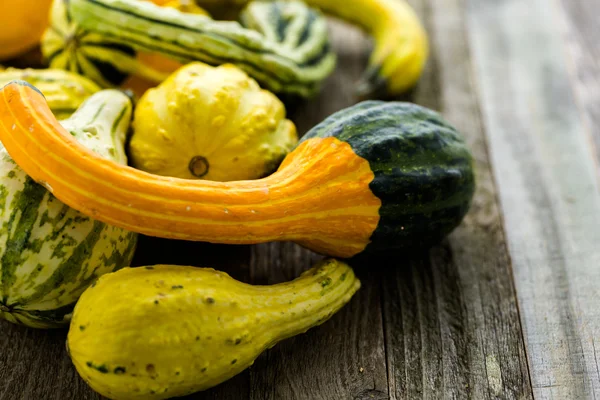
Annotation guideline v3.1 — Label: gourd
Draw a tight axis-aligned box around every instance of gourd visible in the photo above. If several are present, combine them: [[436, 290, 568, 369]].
[[0, 86, 138, 328], [60, 0, 336, 97], [42, 0, 171, 88], [67, 259, 360, 399], [198, 0, 429, 97], [130, 62, 297, 181], [0, 0, 53, 61], [0, 81, 476, 259], [0, 68, 100, 120]]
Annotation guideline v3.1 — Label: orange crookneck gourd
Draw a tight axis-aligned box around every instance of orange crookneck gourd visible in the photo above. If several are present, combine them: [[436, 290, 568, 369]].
[[0, 81, 475, 259]]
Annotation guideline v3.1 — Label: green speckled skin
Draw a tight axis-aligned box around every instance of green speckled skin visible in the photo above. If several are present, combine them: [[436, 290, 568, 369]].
[[0, 90, 138, 328], [300, 101, 476, 253]]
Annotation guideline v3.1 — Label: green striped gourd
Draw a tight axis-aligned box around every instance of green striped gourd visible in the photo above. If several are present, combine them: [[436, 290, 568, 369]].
[[42, 0, 170, 88], [0, 87, 137, 328], [55, 0, 335, 97], [0, 68, 100, 120]]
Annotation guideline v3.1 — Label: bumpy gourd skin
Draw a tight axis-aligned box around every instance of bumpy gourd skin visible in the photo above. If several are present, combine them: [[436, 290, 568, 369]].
[[197, 0, 428, 96], [67, 259, 360, 399], [130, 63, 297, 181]]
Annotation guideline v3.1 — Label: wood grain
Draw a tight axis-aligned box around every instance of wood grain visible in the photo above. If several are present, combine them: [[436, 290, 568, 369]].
[[467, 0, 600, 398], [381, 0, 532, 399], [558, 0, 600, 156], [10, 0, 600, 397]]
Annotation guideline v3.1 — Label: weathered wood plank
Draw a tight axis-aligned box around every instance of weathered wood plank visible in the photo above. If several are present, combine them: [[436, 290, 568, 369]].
[[247, 22, 389, 400], [467, 0, 600, 397], [382, 0, 532, 398], [558, 0, 600, 154], [0, 326, 99, 400]]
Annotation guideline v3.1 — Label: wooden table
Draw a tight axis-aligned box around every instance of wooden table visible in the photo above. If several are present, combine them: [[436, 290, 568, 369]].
[[2, 0, 600, 398]]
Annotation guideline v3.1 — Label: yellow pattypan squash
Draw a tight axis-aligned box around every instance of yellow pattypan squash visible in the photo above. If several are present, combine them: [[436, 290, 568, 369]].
[[129, 62, 298, 181]]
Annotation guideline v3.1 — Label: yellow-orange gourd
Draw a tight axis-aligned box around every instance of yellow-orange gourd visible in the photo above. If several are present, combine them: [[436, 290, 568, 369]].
[[0, 81, 476, 258], [0, 0, 53, 61]]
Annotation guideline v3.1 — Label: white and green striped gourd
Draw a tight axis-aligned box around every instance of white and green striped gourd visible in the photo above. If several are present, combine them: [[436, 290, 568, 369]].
[[0, 86, 138, 328]]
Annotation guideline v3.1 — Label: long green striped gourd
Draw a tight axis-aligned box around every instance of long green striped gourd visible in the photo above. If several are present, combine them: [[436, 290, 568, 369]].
[[239, 1, 329, 63], [61, 0, 335, 97], [0, 68, 100, 120], [0, 87, 137, 328]]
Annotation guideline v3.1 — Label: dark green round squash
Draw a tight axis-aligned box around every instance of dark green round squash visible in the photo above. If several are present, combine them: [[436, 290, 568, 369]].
[[300, 101, 476, 253]]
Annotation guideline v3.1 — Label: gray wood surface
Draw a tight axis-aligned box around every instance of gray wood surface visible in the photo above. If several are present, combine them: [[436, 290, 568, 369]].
[[467, 0, 600, 398], [2, 0, 600, 398], [559, 0, 600, 153], [382, 0, 531, 398]]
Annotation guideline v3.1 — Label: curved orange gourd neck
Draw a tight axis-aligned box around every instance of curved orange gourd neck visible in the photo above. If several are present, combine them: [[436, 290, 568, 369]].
[[0, 82, 381, 258]]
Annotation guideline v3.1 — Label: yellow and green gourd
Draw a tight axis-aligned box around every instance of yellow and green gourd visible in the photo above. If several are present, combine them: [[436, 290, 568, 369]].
[[0, 86, 137, 328], [42, 0, 171, 89], [67, 259, 360, 399], [0, 68, 100, 120], [42, 0, 336, 97]]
